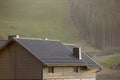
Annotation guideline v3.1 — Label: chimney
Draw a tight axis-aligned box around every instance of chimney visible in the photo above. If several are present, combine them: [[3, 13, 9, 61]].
[[73, 47, 82, 60], [8, 35, 19, 40]]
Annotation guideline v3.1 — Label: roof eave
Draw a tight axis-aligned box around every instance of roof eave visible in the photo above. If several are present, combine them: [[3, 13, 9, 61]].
[[45, 63, 87, 67]]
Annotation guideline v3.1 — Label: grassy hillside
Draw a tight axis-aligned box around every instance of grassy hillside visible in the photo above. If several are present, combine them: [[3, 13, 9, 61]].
[[96, 54, 120, 80], [0, 0, 79, 43], [97, 54, 120, 68]]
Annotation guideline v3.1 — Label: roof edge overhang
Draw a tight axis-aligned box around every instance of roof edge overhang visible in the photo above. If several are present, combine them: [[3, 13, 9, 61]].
[[44, 63, 102, 70], [45, 63, 87, 67], [45, 63, 101, 71]]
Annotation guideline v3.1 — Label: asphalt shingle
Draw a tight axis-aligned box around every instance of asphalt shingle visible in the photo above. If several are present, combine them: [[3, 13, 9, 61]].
[[14, 38, 87, 66]]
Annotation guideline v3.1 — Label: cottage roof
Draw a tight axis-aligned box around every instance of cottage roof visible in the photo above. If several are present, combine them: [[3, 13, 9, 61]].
[[14, 38, 86, 66], [0, 37, 100, 69]]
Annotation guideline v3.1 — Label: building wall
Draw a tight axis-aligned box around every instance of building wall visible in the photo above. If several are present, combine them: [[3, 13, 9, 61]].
[[43, 66, 97, 80], [15, 42, 43, 79], [0, 42, 43, 79]]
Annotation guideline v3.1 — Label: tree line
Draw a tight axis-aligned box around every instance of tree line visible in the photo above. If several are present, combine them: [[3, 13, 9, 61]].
[[68, 0, 120, 48]]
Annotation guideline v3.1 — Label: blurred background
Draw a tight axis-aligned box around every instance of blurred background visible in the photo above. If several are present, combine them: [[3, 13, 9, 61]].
[[0, 0, 120, 79]]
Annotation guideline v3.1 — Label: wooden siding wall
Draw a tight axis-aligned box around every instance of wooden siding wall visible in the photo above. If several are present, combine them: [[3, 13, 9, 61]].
[[0, 42, 43, 80], [43, 67, 96, 80], [0, 44, 15, 79]]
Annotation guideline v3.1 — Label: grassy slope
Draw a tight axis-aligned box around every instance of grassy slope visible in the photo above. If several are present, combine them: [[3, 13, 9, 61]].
[[97, 54, 120, 68], [0, 0, 79, 43], [96, 54, 120, 80]]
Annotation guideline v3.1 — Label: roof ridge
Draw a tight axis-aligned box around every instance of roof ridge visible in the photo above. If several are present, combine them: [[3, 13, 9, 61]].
[[14, 37, 60, 42]]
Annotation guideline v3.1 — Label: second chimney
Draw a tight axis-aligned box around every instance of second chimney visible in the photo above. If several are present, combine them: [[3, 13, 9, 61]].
[[73, 47, 82, 60]]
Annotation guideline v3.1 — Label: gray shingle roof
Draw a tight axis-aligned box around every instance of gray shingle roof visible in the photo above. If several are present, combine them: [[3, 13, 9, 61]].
[[0, 37, 100, 69], [14, 38, 86, 66]]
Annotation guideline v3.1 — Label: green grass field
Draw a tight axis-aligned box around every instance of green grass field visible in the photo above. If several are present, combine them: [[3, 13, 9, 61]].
[[96, 54, 120, 80], [97, 54, 120, 68], [97, 72, 120, 80], [0, 0, 79, 43]]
